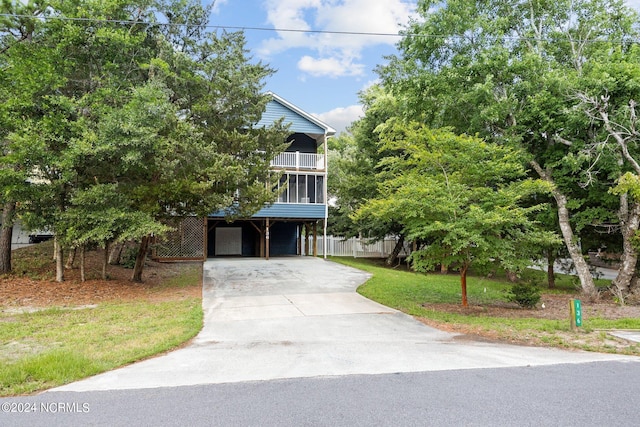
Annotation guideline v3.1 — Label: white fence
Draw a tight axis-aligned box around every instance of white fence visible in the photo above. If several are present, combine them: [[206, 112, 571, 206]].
[[306, 235, 410, 258]]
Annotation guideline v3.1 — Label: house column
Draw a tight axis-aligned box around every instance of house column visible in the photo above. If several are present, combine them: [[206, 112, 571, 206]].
[[323, 218, 327, 259], [203, 217, 208, 259], [265, 218, 270, 260], [304, 223, 310, 256], [313, 221, 318, 257], [323, 130, 329, 259]]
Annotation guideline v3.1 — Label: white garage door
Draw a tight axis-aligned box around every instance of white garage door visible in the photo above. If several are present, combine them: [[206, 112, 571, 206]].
[[215, 227, 242, 256]]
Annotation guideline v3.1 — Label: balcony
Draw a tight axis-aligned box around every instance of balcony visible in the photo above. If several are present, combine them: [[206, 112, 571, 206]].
[[270, 151, 325, 170]]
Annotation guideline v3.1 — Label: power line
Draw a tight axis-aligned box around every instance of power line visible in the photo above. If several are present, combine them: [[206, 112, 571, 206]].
[[0, 13, 405, 37], [1, 12, 638, 44]]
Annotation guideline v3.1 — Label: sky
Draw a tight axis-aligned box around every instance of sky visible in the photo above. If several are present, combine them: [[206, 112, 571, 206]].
[[209, 0, 417, 134], [209, 0, 640, 135]]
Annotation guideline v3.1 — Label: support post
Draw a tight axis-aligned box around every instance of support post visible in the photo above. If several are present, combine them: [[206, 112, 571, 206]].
[[313, 222, 318, 257], [259, 227, 265, 258], [203, 217, 208, 259], [265, 218, 270, 260], [304, 223, 310, 256], [323, 131, 329, 259]]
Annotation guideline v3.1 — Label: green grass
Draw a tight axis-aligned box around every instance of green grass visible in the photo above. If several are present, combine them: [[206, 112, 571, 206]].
[[332, 257, 513, 308], [0, 276, 203, 396], [331, 257, 640, 355], [155, 265, 203, 290], [517, 267, 612, 292]]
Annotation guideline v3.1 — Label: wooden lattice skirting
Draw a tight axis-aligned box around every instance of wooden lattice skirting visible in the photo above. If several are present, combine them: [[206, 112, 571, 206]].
[[152, 217, 205, 261]]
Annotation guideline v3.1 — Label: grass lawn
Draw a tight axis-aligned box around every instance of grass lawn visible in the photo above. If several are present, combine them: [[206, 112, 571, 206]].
[[0, 245, 203, 397], [331, 257, 640, 356], [0, 299, 201, 396]]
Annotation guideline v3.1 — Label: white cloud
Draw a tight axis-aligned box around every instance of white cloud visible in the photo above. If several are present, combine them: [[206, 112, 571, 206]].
[[259, 0, 416, 78], [298, 55, 364, 77], [314, 104, 364, 134]]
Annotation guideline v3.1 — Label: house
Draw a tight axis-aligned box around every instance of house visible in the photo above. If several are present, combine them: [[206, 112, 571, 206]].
[[153, 92, 336, 260]]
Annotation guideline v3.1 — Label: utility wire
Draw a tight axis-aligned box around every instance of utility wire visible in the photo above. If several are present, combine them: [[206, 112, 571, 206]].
[[0, 13, 404, 37], [1, 12, 638, 44]]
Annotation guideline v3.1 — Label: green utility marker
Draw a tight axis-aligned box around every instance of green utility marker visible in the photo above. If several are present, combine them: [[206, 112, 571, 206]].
[[570, 299, 582, 329]]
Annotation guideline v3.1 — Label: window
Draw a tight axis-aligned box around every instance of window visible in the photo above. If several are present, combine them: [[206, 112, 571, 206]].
[[307, 175, 316, 203], [277, 175, 287, 203], [316, 176, 324, 203], [297, 174, 307, 203], [289, 174, 297, 202], [275, 173, 324, 203]]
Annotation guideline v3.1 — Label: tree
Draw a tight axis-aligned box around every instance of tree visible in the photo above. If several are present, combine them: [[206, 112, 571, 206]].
[[1, 1, 287, 281], [568, 44, 640, 296], [378, 0, 639, 298], [328, 85, 408, 265], [0, 0, 56, 273], [355, 121, 558, 306]]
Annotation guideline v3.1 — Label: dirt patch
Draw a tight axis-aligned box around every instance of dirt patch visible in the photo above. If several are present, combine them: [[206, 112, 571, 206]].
[[422, 294, 640, 320], [417, 294, 640, 353], [421, 293, 640, 321], [1, 244, 202, 308]]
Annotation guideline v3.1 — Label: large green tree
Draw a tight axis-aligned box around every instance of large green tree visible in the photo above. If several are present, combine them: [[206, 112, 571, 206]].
[[1, 0, 287, 281], [328, 85, 409, 264], [378, 0, 640, 298], [356, 121, 557, 306], [0, 0, 59, 273]]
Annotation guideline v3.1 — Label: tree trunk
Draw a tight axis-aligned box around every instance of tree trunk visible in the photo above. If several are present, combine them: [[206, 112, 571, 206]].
[[555, 192, 597, 297], [531, 160, 597, 298], [385, 235, 405, 266], [109, 242, 124, 265], [460, 263, 469, 307], [80, 245, 86, 282], [55, 237, 64, 282], [612, 194, 640, 294], [505, 270, 518, 283], [65, 248, 76, 269], [131, 236, 150, 283], [102, 242, 109, 280], [547, 250, 556, 289], [0, 201, 16, 274]]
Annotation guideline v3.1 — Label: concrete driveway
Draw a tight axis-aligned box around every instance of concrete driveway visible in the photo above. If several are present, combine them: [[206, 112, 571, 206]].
[[55, 258, 637, 392]]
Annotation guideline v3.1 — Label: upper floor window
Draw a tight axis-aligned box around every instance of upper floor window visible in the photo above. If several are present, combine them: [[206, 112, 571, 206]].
[[276, 173, 324, 204]]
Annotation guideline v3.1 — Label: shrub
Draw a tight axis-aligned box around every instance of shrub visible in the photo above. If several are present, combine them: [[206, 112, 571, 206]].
[[121, 246, 139, 269], [506, 283, 541, 309]]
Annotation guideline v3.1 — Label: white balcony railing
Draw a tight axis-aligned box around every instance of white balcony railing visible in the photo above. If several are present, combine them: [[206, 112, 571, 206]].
[[270, 151, 325, 170]]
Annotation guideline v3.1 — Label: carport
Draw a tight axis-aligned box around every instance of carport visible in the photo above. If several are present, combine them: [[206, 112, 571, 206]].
[[206, 217, 322, 258]]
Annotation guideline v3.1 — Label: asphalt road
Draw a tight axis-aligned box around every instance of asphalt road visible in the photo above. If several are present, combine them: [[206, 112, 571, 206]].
[[2, 360, 639, 427]]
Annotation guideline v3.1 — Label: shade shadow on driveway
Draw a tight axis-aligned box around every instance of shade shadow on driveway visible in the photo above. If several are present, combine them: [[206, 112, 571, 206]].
[[54, 258, 637, 392]]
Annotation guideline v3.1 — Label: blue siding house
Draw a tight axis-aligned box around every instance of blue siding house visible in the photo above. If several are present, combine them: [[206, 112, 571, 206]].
[[207, 92, 335, 258]]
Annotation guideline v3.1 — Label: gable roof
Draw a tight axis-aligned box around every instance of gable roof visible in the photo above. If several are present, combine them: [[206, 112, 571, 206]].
[[255, 92, 336, 136]]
